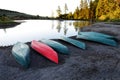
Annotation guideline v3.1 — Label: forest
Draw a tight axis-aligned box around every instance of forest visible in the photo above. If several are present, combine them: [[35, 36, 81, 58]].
[[0, 0, 120, 22], [56, 0, 120, 21]]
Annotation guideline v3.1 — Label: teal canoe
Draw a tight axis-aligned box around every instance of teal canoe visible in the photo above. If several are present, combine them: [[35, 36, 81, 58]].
[[59, 37, 86, 49], [77, 34, 117, 47], [78, 32, 116, 39], [39, 39, 69, 54], [12, 42, 30, 68]]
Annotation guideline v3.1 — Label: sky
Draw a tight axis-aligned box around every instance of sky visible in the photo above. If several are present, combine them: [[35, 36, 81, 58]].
[[0, 0, 81, 17]]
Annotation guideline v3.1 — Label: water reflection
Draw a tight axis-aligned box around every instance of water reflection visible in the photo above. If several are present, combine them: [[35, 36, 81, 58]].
[[73, 21, 91, 32], [73, 21, 91, 27], [0, 20, 91, 46], [54, 20, 91, 35], [69, 22, 72, 26], [63, 21, 68, 35], [56, 21, 61, 33], [3, 29, 7, 33], [51, 20, 54, 29]]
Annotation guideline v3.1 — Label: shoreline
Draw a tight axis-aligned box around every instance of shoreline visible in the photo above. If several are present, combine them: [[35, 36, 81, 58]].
[[0, 22, 120, 80], [0, 22, 21, 29]]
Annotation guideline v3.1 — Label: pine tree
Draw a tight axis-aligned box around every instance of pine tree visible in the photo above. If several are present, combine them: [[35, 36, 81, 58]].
[[56, 6, 61, 17], [89, 0, 98, 20], [80, 0, 84, 9], [79, 0, 89, 19], [96, 0, 120, 20], [73, 6, 79, 19], [64, 3, 68, 14]]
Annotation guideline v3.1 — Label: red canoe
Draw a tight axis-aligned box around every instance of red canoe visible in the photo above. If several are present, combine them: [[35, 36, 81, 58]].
[[31, 40, 58, 64]]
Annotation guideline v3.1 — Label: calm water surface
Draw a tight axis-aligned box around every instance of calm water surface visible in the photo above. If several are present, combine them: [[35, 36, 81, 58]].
[[0, 20, 91, 46]]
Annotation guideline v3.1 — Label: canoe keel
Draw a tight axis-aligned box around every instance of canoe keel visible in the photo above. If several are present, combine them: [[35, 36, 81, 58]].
[[12, 42, 30, 68], [31, 40, 58, 64]]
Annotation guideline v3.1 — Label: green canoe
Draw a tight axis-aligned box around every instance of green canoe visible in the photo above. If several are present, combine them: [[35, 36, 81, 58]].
[[12, 42, 30, 68], [77, 34, 117, 47], [78, 32, 116, 39], [40, 39, 69, 54], [59, 37, 86, 49]]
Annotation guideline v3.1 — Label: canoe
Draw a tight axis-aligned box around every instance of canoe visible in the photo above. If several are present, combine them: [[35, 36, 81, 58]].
[[12, 42, 30, 68], [59, 37, 86, 49], [40, 39, 69, 54], [31, 40, 58, 64], [78, 32, 116, 39], [77, 34, 117, 47]]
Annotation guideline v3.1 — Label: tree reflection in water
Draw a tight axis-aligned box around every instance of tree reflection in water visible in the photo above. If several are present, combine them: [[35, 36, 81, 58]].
[[3, 29, 6, 33], [54, 20, 91, 35], [63, 21, 68, 35], [56, 21, 62, 33], [51, 20, 54, 29], [73, 21, 91, 32]]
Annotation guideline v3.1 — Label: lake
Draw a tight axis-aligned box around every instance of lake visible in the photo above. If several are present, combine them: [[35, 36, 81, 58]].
[[0, 20, 91, 46]]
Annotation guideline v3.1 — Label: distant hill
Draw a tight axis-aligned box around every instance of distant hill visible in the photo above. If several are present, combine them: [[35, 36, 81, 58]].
[[0, 9, 48, 19]]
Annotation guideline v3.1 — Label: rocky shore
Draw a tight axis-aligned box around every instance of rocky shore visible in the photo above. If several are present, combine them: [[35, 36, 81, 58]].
[[0, 22, 120, 80]]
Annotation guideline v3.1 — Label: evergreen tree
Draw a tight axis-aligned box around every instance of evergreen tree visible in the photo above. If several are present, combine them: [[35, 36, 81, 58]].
[[79, 0, 89, 19], [96, 0, 120, 20], [67, 12, 73, 19], [83, 0, 88, 9], [73, 6, 80, 19], [56, 6, 61, 17], [51, 11, 54, 18], [89, 0, 98, 21], [80, 0, 84, 9], [64, 3, 68, 14]]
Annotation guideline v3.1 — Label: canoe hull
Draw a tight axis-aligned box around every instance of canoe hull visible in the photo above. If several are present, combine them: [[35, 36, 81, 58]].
[[77, 34, 117, 47], [78, 32, 115, 39], [31, 40, 58, 64], [60, 37, 86, 49], [40, 39, 69, 54], [12, 42, 30, 68]]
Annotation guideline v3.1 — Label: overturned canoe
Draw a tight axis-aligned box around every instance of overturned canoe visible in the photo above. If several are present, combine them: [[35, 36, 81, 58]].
[[59, 37, 86, 49], [77, 34, 117, 47], [12, 42, 30, 68], [40, 39, 69, 54], [78, 32, 116, 39], [31, 40, 58, 64]]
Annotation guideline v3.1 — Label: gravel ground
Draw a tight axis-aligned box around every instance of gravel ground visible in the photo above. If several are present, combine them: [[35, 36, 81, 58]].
[[0, 22, 120, 80]]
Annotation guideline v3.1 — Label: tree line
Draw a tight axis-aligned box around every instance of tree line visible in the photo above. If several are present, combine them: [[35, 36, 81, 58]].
[[56, 0, 120, 21], [0, 8, 51, 22]]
